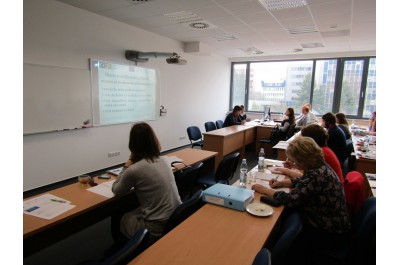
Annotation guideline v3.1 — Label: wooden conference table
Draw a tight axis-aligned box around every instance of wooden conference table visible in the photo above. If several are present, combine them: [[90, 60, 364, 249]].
[[131, 169, 285, 265], [23, 148, 217, 257], [203, 121, 277, 169]]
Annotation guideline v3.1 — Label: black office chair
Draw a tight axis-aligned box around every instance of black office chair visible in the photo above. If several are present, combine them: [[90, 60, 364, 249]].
[[284, 123, 297, 140], [215, 120, 224, 129], [258, 125, 279, 159], [163, 190, 204, 235], [345, 196, 376, 265], [270, 212, 302, 265], [80, 228, 149, 265], [173, 162, 204, 201], [252, 248, 271, 265], [197, 152, 240, 189], [204, 121, 217, 132], [343, 139, 355, 175], [187, 126, 203, 149]]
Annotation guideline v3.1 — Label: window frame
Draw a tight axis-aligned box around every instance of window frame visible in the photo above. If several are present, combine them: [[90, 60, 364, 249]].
[[230, 56, 376, 119]]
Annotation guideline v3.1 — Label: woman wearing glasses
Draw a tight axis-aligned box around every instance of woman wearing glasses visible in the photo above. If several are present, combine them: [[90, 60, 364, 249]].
[[252, 136, 350, 265]]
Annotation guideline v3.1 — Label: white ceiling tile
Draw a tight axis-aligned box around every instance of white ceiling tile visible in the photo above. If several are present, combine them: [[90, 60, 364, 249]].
[[237, 12, 275, 24], [279, 17, 315, 29], [308, 0, 352, 15], [220, 1, 266, 15]]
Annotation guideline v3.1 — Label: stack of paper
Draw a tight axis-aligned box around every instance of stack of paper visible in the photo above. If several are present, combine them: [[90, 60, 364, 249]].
[[23, 194, 76, 220]]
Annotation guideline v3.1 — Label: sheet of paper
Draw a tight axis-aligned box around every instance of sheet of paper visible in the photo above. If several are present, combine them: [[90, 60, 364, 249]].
[[264, 159, 284, 167], [107, 167, 123, 176], [23, 193, 76, 220], [255, 179, 290, 193], [87, 180, 116, 198]]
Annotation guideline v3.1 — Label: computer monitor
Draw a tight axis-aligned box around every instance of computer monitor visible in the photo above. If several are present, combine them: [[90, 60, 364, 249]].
[[263, 106, 271, 121]]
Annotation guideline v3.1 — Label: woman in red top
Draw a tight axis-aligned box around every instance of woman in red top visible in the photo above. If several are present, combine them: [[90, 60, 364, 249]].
[[301, 124, 344, 184]]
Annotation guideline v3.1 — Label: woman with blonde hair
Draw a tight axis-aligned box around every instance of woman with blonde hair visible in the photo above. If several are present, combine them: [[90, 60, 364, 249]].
[[252, 136, 350, 265]]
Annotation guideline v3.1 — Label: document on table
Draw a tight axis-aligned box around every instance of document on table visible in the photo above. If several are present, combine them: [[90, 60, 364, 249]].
[[87, 179, 116, 198], [23, 193, 76, 220], [249, 170, 290, 193], [273, 141, 289, 149]]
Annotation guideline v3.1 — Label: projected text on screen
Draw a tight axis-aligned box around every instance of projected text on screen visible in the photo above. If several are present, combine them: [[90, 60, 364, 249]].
[[91, 59, 159, 126]]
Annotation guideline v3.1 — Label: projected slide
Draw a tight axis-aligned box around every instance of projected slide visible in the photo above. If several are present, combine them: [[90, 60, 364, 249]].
[[91, 59, 159, 126]]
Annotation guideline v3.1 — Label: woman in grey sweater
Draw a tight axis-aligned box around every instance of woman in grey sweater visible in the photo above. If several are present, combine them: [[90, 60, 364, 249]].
[[112, 122, 181, 244]]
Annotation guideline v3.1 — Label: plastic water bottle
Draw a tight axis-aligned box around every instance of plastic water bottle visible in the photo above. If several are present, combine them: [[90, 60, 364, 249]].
[[239, 159, 248, 188], [258, 148, 265, 172], [351, 119, 355, 129]]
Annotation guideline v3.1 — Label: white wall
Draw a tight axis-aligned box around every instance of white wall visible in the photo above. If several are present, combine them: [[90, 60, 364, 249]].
[[23, 0, 230, 191]]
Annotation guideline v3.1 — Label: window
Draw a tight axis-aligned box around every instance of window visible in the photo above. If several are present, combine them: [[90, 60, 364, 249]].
[[246, 61, 313, 114], [312, 60, 337, 115], [231, 64, 247, 107], [230, 57, 376, 119], [363, 58, 376, 118]]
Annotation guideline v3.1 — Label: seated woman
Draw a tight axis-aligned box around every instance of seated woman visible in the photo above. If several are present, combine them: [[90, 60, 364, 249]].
[[277, 107, 295, 140], [223, 105, 245, 127], [274, 124, 344, 184], [239, 105, 248, 121], [322, 112, 347, 164], [252, 137, 350, 265], [112, 122, 182, 245], [335, 113, 351, 140], [369, 111, 376, 135]]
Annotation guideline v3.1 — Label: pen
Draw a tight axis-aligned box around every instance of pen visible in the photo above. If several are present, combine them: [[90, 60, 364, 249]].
[[50, 199, 67, 203], [275, 175, 279, 181]]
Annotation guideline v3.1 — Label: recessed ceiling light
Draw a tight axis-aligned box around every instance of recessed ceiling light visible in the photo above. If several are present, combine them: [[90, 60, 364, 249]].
[[258, 0, 307, 11]]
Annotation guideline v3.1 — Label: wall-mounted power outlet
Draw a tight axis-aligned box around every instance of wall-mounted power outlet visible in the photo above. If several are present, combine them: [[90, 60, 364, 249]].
[[108, 151, 120, 157], [179, 136, 186, 140]]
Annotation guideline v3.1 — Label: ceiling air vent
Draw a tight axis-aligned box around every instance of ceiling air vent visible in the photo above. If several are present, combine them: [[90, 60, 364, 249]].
[[212, 34, 239, 41], [127, 0, 153, 3], [258, 0, 307, 11], [287, 26, 318, 35], [301, 43, 324, 48], [164, 11, 217, 30], [239, 47, 264, 55]]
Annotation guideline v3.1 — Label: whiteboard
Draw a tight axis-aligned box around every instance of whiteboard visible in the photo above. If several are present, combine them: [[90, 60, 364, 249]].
[[23, 63, 92, 134]]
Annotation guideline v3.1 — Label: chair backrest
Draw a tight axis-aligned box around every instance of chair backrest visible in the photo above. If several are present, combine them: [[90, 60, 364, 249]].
[[163, 190, 204, 235], [285, 123, 297, 140], [348, 197, 376, 265], [187, 126, 202, 142], [104, 228, 149, 265], [174, 162, 203, 201], [214, 152, 240, 183], [252, 248, 271, 265], [270, 212, 302, 264], [204, 121, 217, 132], [215, 120, 223, 129], [344, 171, 366, 218]]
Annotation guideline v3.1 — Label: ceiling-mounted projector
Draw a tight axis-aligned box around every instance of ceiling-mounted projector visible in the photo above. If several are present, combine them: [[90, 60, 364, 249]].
[[166, 56, 187, 65], [125, 50, 187, 65]]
